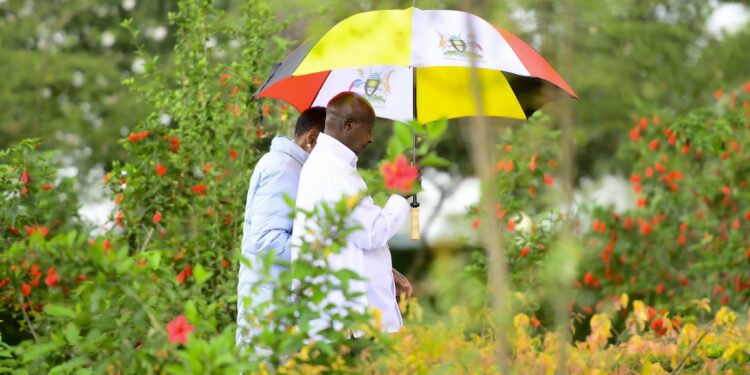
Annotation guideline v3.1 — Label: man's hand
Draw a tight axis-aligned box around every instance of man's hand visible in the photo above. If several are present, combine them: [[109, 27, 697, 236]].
[[392, 268, 413, 300]]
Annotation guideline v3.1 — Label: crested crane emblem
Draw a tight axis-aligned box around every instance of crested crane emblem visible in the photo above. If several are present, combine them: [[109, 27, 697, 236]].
[[348, 68, 393, 104], [437, 31, 484, 61]]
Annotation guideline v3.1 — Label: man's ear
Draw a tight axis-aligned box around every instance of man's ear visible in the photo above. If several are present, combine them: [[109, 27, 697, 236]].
[[342, 116, 354, 132], [307, 129, 319, 145]]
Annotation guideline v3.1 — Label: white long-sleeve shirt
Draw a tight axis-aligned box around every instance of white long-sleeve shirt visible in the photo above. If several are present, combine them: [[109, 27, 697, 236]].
[[291, 133, 409, 334]]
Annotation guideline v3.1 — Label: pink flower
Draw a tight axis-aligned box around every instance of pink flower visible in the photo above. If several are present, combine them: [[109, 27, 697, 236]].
[[381, 155, 419, 192], [166, 315, 193, 345]]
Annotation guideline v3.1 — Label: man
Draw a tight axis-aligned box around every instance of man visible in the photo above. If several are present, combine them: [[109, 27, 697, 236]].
[[236, 106, 325, 346], [292, 92, 412, 334]]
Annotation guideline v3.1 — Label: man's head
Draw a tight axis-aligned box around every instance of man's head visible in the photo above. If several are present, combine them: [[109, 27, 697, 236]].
[[324, 91, 376, 156], [294, 106, 326, 152]]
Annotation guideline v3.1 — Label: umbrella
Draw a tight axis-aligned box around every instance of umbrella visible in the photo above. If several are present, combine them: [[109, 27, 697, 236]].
[[254, 7, 577, 238], [255, 7, 576, 124]]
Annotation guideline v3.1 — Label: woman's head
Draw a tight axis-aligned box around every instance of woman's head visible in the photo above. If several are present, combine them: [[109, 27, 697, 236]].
[[294, 106, 326, 152]]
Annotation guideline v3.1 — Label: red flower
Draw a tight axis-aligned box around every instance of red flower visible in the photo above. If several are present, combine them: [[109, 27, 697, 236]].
[[128, 131, 149, 142], [678, 235, 686, 246], [153, 211, 163, 225], [583, 272, 595, 286], [519, 246, 530, 257], [639, 117, 648, 129], [645, 167, 654, 177], [166, 315, 193, 345], [45, 267, 58, 287], [156, 163, 167, 177], [636, 197, 648, 208], [170, 137, 180, 153], [530, 316, 541, 328], [655, 283, 664, 294], [381, 155, 419, 192], [629, 127, 640, 141], [24, 225, 49, 238], [185, 264, 193, 277], [103, 239, 111, 252], [471, 218, 480, 229], [21, 283, 31, 296], [668, 133, 676, 145], [192, 184, 207, 195], [648, 140, 660, 150], [41, 183, 53, 190], [714, 88, 724, 99], [507, 219, 516, 232], [230, 147, 237, 161], [640, 223, 652, 235], [744, 82, 750, 94], [21, 168, 30, 184], [529, 155, 537, 172], [221, 258, 230, 269], [543, 174, 554, 186], [722, 186, 731, 196], [177, 270, 187, 284], [732, 219, 740, 230]]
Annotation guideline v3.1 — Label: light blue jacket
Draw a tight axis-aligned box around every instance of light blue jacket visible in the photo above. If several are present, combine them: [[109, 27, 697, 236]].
[[238, 136, 308, 288]]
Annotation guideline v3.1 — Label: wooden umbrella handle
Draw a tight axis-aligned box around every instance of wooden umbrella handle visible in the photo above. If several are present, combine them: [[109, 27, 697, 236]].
[[410, 205, 420, 241]]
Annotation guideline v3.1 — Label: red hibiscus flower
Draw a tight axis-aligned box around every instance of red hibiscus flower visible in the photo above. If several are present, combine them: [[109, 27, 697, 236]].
[[381, 155, 419, 192], [166, 315, 193, 345]]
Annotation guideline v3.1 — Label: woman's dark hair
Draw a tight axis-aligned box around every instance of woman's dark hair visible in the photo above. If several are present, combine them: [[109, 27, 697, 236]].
[[294, 106, 326, 137]]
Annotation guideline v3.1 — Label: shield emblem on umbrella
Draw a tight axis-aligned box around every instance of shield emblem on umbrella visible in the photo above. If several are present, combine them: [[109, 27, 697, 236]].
[[365, 75, 380, 96], [450, 36, 466, 52]]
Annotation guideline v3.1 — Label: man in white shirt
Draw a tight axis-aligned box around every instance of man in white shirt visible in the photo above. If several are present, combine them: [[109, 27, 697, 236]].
[[291, 91, 412, 334]]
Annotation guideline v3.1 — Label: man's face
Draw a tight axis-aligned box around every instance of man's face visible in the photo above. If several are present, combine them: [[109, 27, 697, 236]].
[[347, 118, 374, 156]]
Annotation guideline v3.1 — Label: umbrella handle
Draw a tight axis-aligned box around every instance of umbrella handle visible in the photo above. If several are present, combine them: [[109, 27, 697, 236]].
[[410, 196, 420, 241]]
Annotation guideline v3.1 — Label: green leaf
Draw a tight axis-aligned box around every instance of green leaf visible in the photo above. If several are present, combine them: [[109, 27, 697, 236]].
[[22, 342, 63, 363], [426, 120, 448, 139], [44, 304, 76, 319], [420, 153, 453, 168], [63, 322, 80, 345], [193, 264, 212, 286]]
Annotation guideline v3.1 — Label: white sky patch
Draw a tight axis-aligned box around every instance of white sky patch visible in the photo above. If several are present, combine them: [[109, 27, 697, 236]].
[[707, 2, 750, 36]]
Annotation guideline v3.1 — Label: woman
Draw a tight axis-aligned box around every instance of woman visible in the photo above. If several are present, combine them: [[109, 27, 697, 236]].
[[236, 106, 325, 346]]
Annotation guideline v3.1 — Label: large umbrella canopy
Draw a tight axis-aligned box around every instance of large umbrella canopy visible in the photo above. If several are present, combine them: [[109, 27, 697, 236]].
[[255, 7, 577, 124]]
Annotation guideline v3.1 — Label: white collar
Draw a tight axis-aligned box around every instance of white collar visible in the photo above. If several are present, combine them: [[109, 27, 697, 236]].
[[315, 132, 358, 167]]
